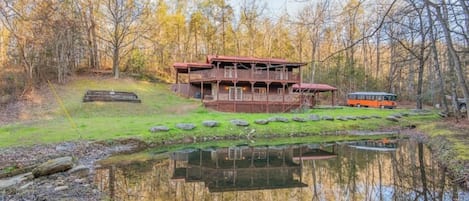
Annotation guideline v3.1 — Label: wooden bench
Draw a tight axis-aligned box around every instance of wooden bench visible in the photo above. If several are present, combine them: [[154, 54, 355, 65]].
[[83, 90, 141, 103]]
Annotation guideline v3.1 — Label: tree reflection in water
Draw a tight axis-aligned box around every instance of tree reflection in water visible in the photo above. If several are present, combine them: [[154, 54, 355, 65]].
[[94, 139, 468, 201]]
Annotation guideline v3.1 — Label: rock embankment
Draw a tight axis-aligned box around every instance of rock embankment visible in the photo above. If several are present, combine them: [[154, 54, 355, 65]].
[[0, 139, 146, 200]]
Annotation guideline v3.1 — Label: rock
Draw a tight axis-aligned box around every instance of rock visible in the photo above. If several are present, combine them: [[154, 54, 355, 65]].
[[371, 115, 382, 119], [202, 120, 219, 127], [345, 116, 357, 120], [336, 116, 348, 121], [322, 116, 334, 121], [19, 182, 33, 190], [182, 136, 195, 143], [400, 112, 409, 117], [74, 178, 86, 184], [254, 119, 269, 125], [309, 114, 321, 121], [0, 94, 11, 104], [149, 126, 169, 132], [230, 119, 249, 126], [292, 116, 307, 122], [32, 157, 73, 178], [54, 185, 69, 192], [268, 116, 289, 122], [391, 113, 403, 118], [176, 123, 196, 130], [438, 112, 448, 118], [0, 173, 32, 190], [386, 116, 400, 122], [357, 116, 369, 120], [67, 165, 89, 178], [55, 142, 75, 152]]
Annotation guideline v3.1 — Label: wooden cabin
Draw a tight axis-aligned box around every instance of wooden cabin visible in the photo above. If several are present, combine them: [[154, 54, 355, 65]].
[[172, 55, 336, 113]]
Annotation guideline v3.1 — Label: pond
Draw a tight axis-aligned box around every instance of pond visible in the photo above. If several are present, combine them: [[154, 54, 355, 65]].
[[94, 139, 468, 201]]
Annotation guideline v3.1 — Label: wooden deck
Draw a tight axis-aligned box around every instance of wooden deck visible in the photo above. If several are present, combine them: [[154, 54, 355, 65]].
[[83, 90, 141, 103]]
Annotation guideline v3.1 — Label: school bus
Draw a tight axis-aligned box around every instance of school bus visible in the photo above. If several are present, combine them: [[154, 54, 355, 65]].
[[347, 92, 397, 109]]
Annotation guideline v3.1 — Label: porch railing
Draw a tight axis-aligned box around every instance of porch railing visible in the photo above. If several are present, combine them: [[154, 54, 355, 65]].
[[188, 69, 300, 82]]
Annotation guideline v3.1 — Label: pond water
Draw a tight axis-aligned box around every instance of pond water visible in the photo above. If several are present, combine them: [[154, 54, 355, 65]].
[[94, 139, 468, 201]]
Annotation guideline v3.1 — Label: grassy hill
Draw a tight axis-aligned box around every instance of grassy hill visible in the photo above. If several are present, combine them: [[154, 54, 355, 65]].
[[0, 76, 438, 148]]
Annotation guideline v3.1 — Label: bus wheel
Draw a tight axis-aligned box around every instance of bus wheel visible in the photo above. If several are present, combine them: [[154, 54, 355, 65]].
[[356, 104, 361, 108], [380, 105, 384, 109]]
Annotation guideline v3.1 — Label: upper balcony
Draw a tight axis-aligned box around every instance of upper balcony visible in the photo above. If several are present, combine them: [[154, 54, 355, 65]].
[[188, 68, 300, 83]]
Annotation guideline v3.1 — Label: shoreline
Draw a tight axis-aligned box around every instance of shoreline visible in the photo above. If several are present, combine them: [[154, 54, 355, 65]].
[[1, 127, 468, 200]]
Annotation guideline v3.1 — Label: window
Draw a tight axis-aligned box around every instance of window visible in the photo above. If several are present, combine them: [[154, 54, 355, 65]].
[[277, 88, 284, 94], [224, 66, 236, 78], [229, 87, 243, 100], [254, 87, 266, 94]]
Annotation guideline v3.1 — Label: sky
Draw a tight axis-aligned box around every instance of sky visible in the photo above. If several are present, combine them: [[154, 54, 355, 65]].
[[230, 0, 309, 18]]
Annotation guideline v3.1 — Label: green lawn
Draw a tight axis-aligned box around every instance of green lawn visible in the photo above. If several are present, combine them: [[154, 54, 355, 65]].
[[0, 77, 439, 148]]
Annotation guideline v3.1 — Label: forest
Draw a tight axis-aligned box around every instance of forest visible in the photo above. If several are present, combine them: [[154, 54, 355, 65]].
[[0, 0, 467, 117]]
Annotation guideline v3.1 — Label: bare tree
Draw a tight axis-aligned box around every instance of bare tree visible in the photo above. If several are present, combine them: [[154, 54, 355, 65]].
[[425, 3, 449, 113], [388, 0, 431, 109], [80, 0, 100, 69], [425, 0, 469, 119], [101, 0, 146, 79]]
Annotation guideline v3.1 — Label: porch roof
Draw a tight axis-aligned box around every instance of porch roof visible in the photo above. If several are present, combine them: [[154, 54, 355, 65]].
[[292, 83, 337, 92], [174, 62, 213, 73], [207, 55, 306, 66]]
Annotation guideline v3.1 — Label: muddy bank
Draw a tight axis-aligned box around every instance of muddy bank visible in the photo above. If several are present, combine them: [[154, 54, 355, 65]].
[[402, 129, 469, 189], [0, 139, 146, 201]]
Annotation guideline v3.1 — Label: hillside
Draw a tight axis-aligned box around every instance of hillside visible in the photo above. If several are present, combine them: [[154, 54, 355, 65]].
[[0, 75, 439, 148], [0, 76, 204, 146]]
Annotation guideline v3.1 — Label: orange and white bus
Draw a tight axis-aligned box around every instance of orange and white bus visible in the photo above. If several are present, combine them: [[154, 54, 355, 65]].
[[347, 92, 397, 109]]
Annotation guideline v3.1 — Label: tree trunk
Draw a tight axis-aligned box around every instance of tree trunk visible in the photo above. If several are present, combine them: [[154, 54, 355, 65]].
[[89, 0, 99, 69], [113, 46, 120, 79], [426, 4, 449, 113], [416, 57, 424, 110], [418, 143, 429, 201], [429, 1, 469, 119]]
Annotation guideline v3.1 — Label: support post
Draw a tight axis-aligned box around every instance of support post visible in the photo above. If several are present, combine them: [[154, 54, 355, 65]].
[[217, 62, 220, 110], [332, 91, 335, 106], [266, 82, 270, 113], [234, 81, 237, 112], [282, 83, 286, 112], [217, 81, 220, 111], [188, 67, 191, 98], [251, 82, 255, 112], [200, 81, 204, 102], [234, 63, 238, 112], [299, 66, 303, 110]]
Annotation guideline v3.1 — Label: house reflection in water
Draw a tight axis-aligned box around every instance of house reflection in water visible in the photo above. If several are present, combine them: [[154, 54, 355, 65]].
[[170, 144, 337, 192]]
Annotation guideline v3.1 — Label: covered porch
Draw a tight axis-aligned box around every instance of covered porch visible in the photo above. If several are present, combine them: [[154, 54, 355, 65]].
[[292, 83, 337, 107]]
